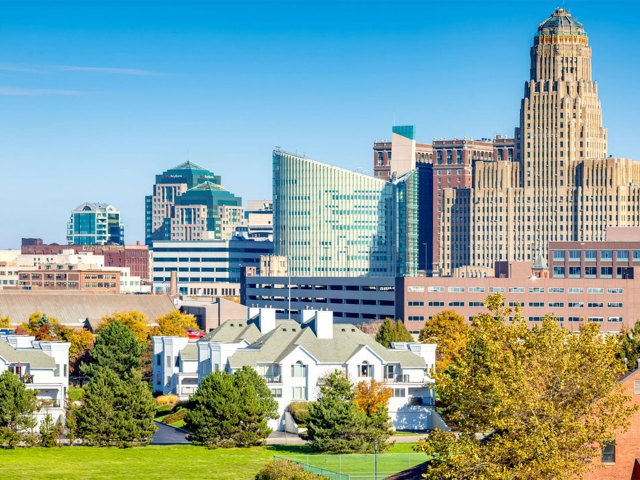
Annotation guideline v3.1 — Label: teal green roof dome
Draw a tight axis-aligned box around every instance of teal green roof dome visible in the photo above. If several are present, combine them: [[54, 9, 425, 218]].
[[538, 8, 585, 35]]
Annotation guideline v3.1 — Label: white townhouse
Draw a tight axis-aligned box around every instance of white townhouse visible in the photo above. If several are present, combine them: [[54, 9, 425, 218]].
[[153, 307, 446, 431], [0, 335, 70, 426]]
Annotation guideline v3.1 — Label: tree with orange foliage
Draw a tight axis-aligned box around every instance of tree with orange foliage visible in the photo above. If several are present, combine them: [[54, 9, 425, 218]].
[[354, 379, 392, 416]]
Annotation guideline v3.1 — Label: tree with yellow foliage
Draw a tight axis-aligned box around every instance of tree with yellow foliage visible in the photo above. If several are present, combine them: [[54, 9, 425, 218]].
[[418, 310, 468, 374], [0, 315, 11, 328], [153, 310, 199, 337], [354, 379, 392, 417], [415, 294, 638, 480], [98, 311, 149, 342]]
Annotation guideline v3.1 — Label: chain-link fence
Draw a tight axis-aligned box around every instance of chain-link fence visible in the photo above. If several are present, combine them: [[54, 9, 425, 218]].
[[274, 452, 428, 479]]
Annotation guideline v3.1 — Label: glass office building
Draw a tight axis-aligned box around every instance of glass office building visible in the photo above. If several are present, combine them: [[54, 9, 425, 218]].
[[67, 202, 124, 246], [273, 149, 418, 277]]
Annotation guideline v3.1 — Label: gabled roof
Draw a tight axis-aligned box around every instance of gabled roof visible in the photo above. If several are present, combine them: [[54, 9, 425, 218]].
[[0, 340, 56, 369], [180, 343, 198, 361], [220, 320, 428, 370]]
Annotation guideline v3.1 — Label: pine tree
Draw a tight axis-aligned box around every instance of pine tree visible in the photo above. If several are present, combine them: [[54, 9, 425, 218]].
[[186, 367, 278, 448], [75, 368, 156, 446], [307, 371, 370, 453], [80, 321, 143, 378], [375, 318, 413, 348], [0, 371, 38, 447], [39, 413, 60, 447]]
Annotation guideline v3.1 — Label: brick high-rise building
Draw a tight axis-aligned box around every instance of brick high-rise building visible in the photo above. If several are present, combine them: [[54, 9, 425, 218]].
[[438, 8, 640, 275]]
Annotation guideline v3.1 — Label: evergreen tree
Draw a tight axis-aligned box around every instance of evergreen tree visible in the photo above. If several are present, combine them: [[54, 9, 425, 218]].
[[39, 413, 60, 447], [75, 368, 156, 446], [307, 371, 370, 453], [619, 320, 640, 372], [0, 371, 38, 447], [80, 321, 143, 378], [375, 318, 413, 348], [186, 366, 277, 448]]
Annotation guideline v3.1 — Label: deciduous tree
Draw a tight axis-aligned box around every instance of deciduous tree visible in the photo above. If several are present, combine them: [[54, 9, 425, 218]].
[[0, 371, 38, 447], [98, 311, 149, 342], [415, 298, 638, 480], [375, 318, 413, 348], [418, 309, 468, 374], [153, 310, 199, 337], [0, 315, 11, 328]]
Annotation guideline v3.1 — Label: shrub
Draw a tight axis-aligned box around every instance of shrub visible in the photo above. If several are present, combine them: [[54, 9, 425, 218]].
[[288, 402, 310, 426], [163, 408, 187, 425], [156, 395, 180, 406], [255, 459, 323, 480]]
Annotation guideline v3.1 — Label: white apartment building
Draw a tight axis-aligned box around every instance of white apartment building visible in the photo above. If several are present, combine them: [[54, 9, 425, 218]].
[[153, 307, 444, 431], [0, 335, 70, 426]]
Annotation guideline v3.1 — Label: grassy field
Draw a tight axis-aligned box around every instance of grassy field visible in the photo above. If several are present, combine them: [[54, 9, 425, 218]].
[[0, 443, 421, 480]]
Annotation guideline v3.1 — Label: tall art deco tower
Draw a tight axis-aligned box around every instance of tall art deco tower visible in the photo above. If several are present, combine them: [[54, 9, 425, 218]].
[[439, 9, 640, 275]]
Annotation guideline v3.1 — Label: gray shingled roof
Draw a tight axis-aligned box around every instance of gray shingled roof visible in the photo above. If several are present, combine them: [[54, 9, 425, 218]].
[[180, 343, 198, 361], [227, 321, 427, 369], [0, 292, 175, 327], [0, 340, 56, 369], [201, 318, 264, 344]]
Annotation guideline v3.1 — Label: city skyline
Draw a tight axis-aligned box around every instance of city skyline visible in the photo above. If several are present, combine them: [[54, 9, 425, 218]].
[[2, 1, 640, 247]]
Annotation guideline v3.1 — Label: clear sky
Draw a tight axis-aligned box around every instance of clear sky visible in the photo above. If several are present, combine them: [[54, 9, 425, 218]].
[[1, 0, 639, 248]]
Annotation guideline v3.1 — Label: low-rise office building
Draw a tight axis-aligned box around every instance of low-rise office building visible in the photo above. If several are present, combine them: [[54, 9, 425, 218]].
[[152, 238, 272, 297], [153, 307, 443, 431], [0, 334, 70, 426], [241, 274, 396, 323]]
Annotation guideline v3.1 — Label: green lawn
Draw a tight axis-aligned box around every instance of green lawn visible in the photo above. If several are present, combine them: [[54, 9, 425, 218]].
[[0, 444, 421, 480]]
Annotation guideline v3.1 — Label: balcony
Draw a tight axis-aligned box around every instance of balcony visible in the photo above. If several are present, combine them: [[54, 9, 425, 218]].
[[262, 374, 282, 384], [385, 374, 424, 384]]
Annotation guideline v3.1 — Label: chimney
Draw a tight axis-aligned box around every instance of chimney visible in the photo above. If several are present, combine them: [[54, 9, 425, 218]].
[[298, 309, 316, 325], [169, 271, 178, 297], [312, 310, 333, 339], [250, 307, 276, 334]]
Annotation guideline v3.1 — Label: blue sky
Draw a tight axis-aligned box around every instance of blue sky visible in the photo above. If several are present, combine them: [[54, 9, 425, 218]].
[[1, 0, 639, 247]]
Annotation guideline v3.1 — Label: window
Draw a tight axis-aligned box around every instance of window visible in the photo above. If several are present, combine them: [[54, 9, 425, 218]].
[[528, 302, 544, 308], [601, 441, 615, 463], [569, 266, 581, 278], [569, 250, 581, 261], [548, 302, 564, 308], [608, 288, 623, 294], [549, 287, 565, 293], [385, 364, 395, 380], [408, 301, 424, 307], [568, 317, 582, 322], [608, 317, 623, 323], [634, 250, 640, 262], [156, 355, 161, 366], [528, 287, 544, 293], [617, 250, 629, 261], [587, 288, 604, 294], [585, 250, 597, 262], [585, 267, 597, 278], [600, 250, 613, 262], [469, 287, 485, 293], [552, 250, 565, 261], [292, 387, 307, 400], [448, 287, 464, 293], [509, 287, 525, 293], [408, 315, 424, 321], [427, 286, 444, 293], [569, 302, 584, 308], [393, 388, 406, 398], [601, 267, 613, 278], [407, 286, 424, 293], [271, 388, 283, 398], [569, 287, 584, 293], [357, 362, 375, 378], [634, 380, 640, 395], [291, 361, 307, 378], [588, 302, 604, 308], [449, 301, 464, 307], [156, 374, 161, 385], [553, 266, 565, 278], [428, 301, 444, 307], [489, 287, 505, 293], [469, 301, 484, 307], [608, 302, 623, 308]]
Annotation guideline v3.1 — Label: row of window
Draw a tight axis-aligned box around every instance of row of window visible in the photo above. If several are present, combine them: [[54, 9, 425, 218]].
[[552, 249, 640, 262], [408, 286, 624, 294], [410, 301, 624, 308]]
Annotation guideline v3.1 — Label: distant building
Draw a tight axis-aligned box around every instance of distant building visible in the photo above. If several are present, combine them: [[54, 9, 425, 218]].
[[0, 291, 175, 328], [145, 161, 244, 246], [235, 200, 273, 241], [273, 148, 418, 277], [179, 297, 249, 332], [21, 238, 151, 281], [67, 202, 124, 246], [152, 307, 444, 431], [582, 366, 640, 480], [241, 273, 396, 323], [0, 334, 70, 426], [151, 238, 273, 297]]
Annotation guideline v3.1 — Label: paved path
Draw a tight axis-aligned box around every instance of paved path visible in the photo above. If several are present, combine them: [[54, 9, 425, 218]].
[[384, 461, 429, 480], [151, 421, 191, 445]]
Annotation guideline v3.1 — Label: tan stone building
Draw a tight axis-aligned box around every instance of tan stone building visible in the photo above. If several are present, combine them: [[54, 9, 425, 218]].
[[440, 8, 640, 275]]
